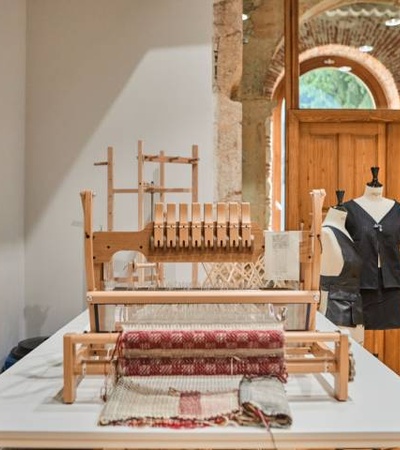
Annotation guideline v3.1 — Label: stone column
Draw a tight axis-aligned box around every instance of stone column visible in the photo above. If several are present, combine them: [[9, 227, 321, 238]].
[[241, 0, 284, 228], [213, 0, 243, 203], [242, 98, 274, 227]]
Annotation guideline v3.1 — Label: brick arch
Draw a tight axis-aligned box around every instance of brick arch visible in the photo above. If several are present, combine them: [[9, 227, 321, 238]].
[[271, 44, 400, 108], [301, 0, 396, 23], [269, 40, 400, 229], [264, 0, 400, 104]]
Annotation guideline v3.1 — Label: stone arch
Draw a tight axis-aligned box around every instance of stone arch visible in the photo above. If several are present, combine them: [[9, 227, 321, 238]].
[[265, 0, 400, 103], [271, 44, 400, 108]]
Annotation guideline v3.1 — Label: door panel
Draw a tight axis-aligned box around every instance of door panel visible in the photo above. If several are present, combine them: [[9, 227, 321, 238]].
[[286, 109, 400, 374], [337, 132, 384, 198], [287, 111, 390, 231], [298, 130, 338, 223]]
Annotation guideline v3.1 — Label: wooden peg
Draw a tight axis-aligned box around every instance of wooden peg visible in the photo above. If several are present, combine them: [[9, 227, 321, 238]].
[[203, 203, 214, 248], [217, 202, 227, 248], [229, 203, 240, 248], [153, 203, 164, 248], [80, 191, 95, 291], [178, 203, 189, 248], [308, 189, 326, 290], [166, 203, 177, 248], [191, 203, 202, 248], [241, 203, 252, 248]]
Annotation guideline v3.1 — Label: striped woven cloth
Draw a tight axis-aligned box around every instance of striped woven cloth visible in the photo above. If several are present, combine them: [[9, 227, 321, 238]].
[[116, 355, 287, 381], [99, 375, 241, 428], [100, 326, 290, 428], [98, 375, 292, 429], [114, 328, 287, 381], [118, 328, 285, 352]]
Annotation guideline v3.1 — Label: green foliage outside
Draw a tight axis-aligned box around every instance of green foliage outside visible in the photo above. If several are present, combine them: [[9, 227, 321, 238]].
[[300, 68, 375, 109]]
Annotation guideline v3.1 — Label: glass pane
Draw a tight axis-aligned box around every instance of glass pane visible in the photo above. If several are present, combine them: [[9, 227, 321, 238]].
[[299, 67, 375, 109]]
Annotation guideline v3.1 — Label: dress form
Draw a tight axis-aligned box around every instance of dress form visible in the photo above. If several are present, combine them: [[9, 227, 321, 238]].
[[354, 184, 394, 268], [320, 192, 364, 340], [321, 207, 351, 277], [343, 167, 400, 330], [354, 185, 394, 223], [319, 207, 347, 315]]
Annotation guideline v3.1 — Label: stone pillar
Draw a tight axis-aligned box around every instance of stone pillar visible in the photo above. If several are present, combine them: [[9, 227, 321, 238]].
[[242, 98, 274, 227], [213, 0, 243, 203], [241, 0, 284, 228]]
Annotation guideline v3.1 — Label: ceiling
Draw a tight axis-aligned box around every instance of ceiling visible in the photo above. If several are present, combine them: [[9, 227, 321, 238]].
[[264, 1, 400, 100]]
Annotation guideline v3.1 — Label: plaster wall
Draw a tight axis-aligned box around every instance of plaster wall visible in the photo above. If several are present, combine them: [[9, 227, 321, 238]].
[[25, 0, 214, 337], [0, 0, 26, 366]]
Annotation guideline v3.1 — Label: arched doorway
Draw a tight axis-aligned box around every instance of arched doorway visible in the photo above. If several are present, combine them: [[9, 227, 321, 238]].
[[271, 50, 397, 230]]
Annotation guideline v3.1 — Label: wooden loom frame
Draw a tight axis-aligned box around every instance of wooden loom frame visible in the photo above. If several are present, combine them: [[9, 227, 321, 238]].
[[94, 141, 199, 285], [94, 141, 199, 233], [81, 188, 324, 331], [63, 329, 349, 404], [63, 188, 351, 403]]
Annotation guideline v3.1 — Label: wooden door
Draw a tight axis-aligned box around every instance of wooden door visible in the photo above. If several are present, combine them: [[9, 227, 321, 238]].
[[286, 109, 400, 374], [287, 110, 387, 231]]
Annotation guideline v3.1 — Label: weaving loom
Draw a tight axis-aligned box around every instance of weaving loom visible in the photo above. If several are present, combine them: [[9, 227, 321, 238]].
[[96, 313, 291, 429], [63, 189, 351, 416]]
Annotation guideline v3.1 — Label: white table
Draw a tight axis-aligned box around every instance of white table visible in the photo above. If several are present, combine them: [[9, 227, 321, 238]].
[[0, 310, 400, 449]]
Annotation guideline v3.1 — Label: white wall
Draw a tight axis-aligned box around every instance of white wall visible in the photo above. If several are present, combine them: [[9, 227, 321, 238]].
[[25, 0, 214, 336], [0, 0, 26, 366]]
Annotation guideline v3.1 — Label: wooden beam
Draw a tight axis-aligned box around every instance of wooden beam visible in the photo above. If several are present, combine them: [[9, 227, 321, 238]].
[[284, 0, 299, 110]]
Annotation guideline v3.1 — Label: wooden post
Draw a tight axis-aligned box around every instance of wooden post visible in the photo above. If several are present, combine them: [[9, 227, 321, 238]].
[[191, 144, 199, 285], [334, 332, 349, 401], [80, 191, 95, 292], [137, 140, 145, 285], [179, 203, 189, 248], [310, 189, 325, 290], [158, 150, 166, 284], [63, 334, 77, 404], [284, 0, 299, 110], [285, 0, 300, 232], [137, 140, 144, 231], [191, 144, 199, 204], [160, 150, 166, 205], [107, 146, 114, 231]]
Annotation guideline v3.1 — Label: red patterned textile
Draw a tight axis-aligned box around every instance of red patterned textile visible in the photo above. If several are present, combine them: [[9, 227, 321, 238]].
[[118, 329, 284, 351], [98, 376, 241, 428], [116, 355, 287, 382], [98, 375, 292, 429]]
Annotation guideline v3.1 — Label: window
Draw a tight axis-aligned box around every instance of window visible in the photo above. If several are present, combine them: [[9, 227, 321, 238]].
[[299, 68, 375, 109]]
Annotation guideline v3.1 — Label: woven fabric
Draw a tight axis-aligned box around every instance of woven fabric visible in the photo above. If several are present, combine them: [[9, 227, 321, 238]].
[[118, 329, 285, 351], [238, 376, 292, 428], [98, 375, 292, 429], [117, 303, 284, 327], [117, 328, 285, 358], [98, 375, 241, 427], [116, 355, 287, 381]]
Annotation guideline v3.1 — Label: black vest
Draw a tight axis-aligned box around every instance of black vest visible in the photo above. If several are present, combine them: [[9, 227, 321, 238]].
[[343, 200, 400, 289], [320, 226, 363, 326]]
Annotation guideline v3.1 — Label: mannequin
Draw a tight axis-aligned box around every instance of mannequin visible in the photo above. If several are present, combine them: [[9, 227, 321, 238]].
[[354, 185, 394, 225], [320, 207, 352, 278], [320, 191, 364, 338], [354, 166, 394, 224], [343, 167, 400, 330]]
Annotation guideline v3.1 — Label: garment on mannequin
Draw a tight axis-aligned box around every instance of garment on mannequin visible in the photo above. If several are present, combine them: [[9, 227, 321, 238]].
[[343, 167, 400, 330], [320, 204, 363, 328]]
